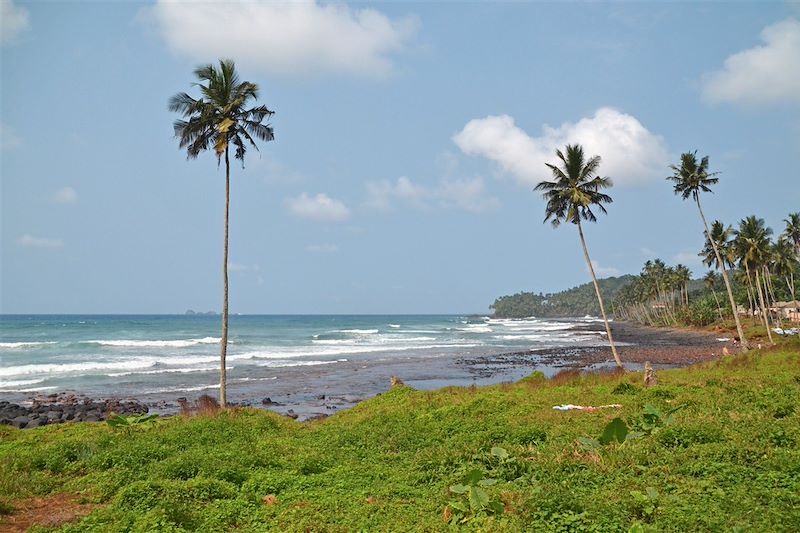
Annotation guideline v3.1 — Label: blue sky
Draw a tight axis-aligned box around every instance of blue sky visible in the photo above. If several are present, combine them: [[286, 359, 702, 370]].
[[2, 1, 799, 314]]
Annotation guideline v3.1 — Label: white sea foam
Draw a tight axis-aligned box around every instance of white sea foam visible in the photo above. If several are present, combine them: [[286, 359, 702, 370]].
[[389, 324, 401, 328], [0, 341, 58, 349], [338, 329, 379, 334], [82, 337, 221, 348], [256, 359, 342, 368], [0, 359, 158, 378], [0, 385, 57, 392], [0, 378, 46, 387], [108, 367, 217, 377], [458, 325, 493, 333]]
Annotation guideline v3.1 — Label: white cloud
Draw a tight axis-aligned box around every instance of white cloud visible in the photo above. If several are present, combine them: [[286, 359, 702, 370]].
[[589, 260, 620, 278], [1, 0, 30, 44], [438, 177, 501, 213], [702, 18, 800, 105], [286, 192, 350, 222], [364, 176, 428, 210], [149, 0, 418, 79], [52, 186, 78, 204], [305, 244, 339, 253], [0, 123, 21, 151], [453, 107, 669, 187], [17, 234, 64, 249], [364, 175, 499, 213]]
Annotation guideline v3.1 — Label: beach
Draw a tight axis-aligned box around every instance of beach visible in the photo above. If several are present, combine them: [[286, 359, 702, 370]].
[[1, 317, 731, 423]]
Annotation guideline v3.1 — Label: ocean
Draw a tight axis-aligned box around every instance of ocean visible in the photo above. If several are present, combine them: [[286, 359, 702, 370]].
[[0, 315, 608, 405]]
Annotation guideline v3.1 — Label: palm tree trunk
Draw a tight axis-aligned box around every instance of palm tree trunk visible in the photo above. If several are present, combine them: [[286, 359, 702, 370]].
[[696, 197, 749, 350], [764, 266, 781, 328], [755, 268, 774, 344], [711, 288, 724, 320], [786, 273, 796, 303], [744, 263, 757, 324], [220, 146, 230, 407], [577, 219, 622, 368]]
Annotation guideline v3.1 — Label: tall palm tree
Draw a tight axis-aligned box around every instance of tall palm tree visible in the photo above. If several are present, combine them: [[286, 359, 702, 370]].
[[773, 237, 797, 303], [535, 144, 622, 368], [699, 221, 735, 271], [734, 216, 774, 344], [784, 212, 800, 257], [170, 59, 275, 406], [667, 152, 749, 350]]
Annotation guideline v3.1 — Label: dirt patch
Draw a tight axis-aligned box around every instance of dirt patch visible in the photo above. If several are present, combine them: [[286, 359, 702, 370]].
[[0, 493, 100, 533]]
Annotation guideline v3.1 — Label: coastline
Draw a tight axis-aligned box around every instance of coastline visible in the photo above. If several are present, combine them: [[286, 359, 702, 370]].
[[1, 321, 732, 425]]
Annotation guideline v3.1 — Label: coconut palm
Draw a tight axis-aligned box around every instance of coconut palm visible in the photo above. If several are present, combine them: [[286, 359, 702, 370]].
[[170, 59, 275, 406], [535, 144, 621, 367], [699, 221, 735, 270], [784, 212, 800, 257], [772, 237, 797, 303], [734, 216, 774, 344], [667, 152, 749, 350]]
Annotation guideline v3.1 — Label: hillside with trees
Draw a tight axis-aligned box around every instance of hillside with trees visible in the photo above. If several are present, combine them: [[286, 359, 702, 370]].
[[490, 275, 634, 318]]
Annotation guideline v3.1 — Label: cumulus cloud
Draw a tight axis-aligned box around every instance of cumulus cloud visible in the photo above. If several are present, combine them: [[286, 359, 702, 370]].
[[286, 192, 350, 222], [17, 234, 63, 249], [364, 176, 499, 213], [148, 0, 417, 79], [453, 108, 669, 187], [1, 0, 30, 44], [52, 186, 78, 204], [702, 18, 800, 105], [589, 260, 620, 278], [305, 244, 339, 253]]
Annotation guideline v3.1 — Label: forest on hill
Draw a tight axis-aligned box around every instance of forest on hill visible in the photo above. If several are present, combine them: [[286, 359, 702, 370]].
[[490, 275, 634, 318]]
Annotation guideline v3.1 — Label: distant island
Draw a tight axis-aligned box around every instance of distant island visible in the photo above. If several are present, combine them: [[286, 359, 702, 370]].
[[184, 310, 220, 316], [490, 275, 634, 318]]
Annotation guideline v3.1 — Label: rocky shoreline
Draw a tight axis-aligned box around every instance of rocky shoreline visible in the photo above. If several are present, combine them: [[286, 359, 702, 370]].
[[0, 393, 148, 429]]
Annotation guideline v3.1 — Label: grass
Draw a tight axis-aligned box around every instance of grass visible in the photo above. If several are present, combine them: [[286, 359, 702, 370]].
[[1, 340, 799, 532]]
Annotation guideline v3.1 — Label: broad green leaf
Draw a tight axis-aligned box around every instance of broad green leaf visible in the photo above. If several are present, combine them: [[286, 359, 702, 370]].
[[600, 417, 629, 445], [487, 500, 505, 515], [449, 484, 468, 494], [477, 478, 496, 487], [469, 486, 490, 510], [490, 447, 509, 459], [463, 469, 483, 486]]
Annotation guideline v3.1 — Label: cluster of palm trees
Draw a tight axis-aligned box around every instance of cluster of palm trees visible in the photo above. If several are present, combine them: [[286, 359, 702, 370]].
[[701, 213, 800, 345], [612, 260, 693, 326], [536, 147, 798, 365]]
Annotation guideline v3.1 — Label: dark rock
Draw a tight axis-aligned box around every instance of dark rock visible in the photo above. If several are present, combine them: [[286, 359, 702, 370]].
[[11, 416, 29, 429], [27, 418, 48, 428], [286, 409, 299, 420]]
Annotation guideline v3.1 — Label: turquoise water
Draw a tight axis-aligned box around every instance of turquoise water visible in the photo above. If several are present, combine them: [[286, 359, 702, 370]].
[[0, 315, 606, 399]]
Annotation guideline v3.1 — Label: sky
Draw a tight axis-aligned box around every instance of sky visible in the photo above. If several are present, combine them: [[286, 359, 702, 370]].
[[1, 1, 799, 315]]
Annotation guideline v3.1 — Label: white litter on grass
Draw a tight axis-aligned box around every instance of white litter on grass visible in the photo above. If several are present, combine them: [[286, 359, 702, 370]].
[[552, 404, 622, 412], [716, 337, 731, 342]]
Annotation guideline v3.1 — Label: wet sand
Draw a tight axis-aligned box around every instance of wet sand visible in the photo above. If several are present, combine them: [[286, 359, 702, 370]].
[[14, 322, 732, 422]]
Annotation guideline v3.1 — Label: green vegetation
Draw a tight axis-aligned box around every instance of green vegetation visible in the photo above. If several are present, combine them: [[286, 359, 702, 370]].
[[2, 343, 798, 531], [491, 275, 633, 318], [169, 59, 275, 406], [535, 143, 622, 366]]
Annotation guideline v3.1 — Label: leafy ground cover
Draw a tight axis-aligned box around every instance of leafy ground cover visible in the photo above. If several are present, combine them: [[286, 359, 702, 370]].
[[1, 339, 798, 532]]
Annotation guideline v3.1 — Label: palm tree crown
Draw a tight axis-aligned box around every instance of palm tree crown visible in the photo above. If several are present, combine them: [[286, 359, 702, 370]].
[[666, 151, 719, 201], [784, 212, 800, 251], [169, 59, 274, 163], [734, 216, 773, 270], [534, 144, 613, 227], [699, 220, 735, 270]]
